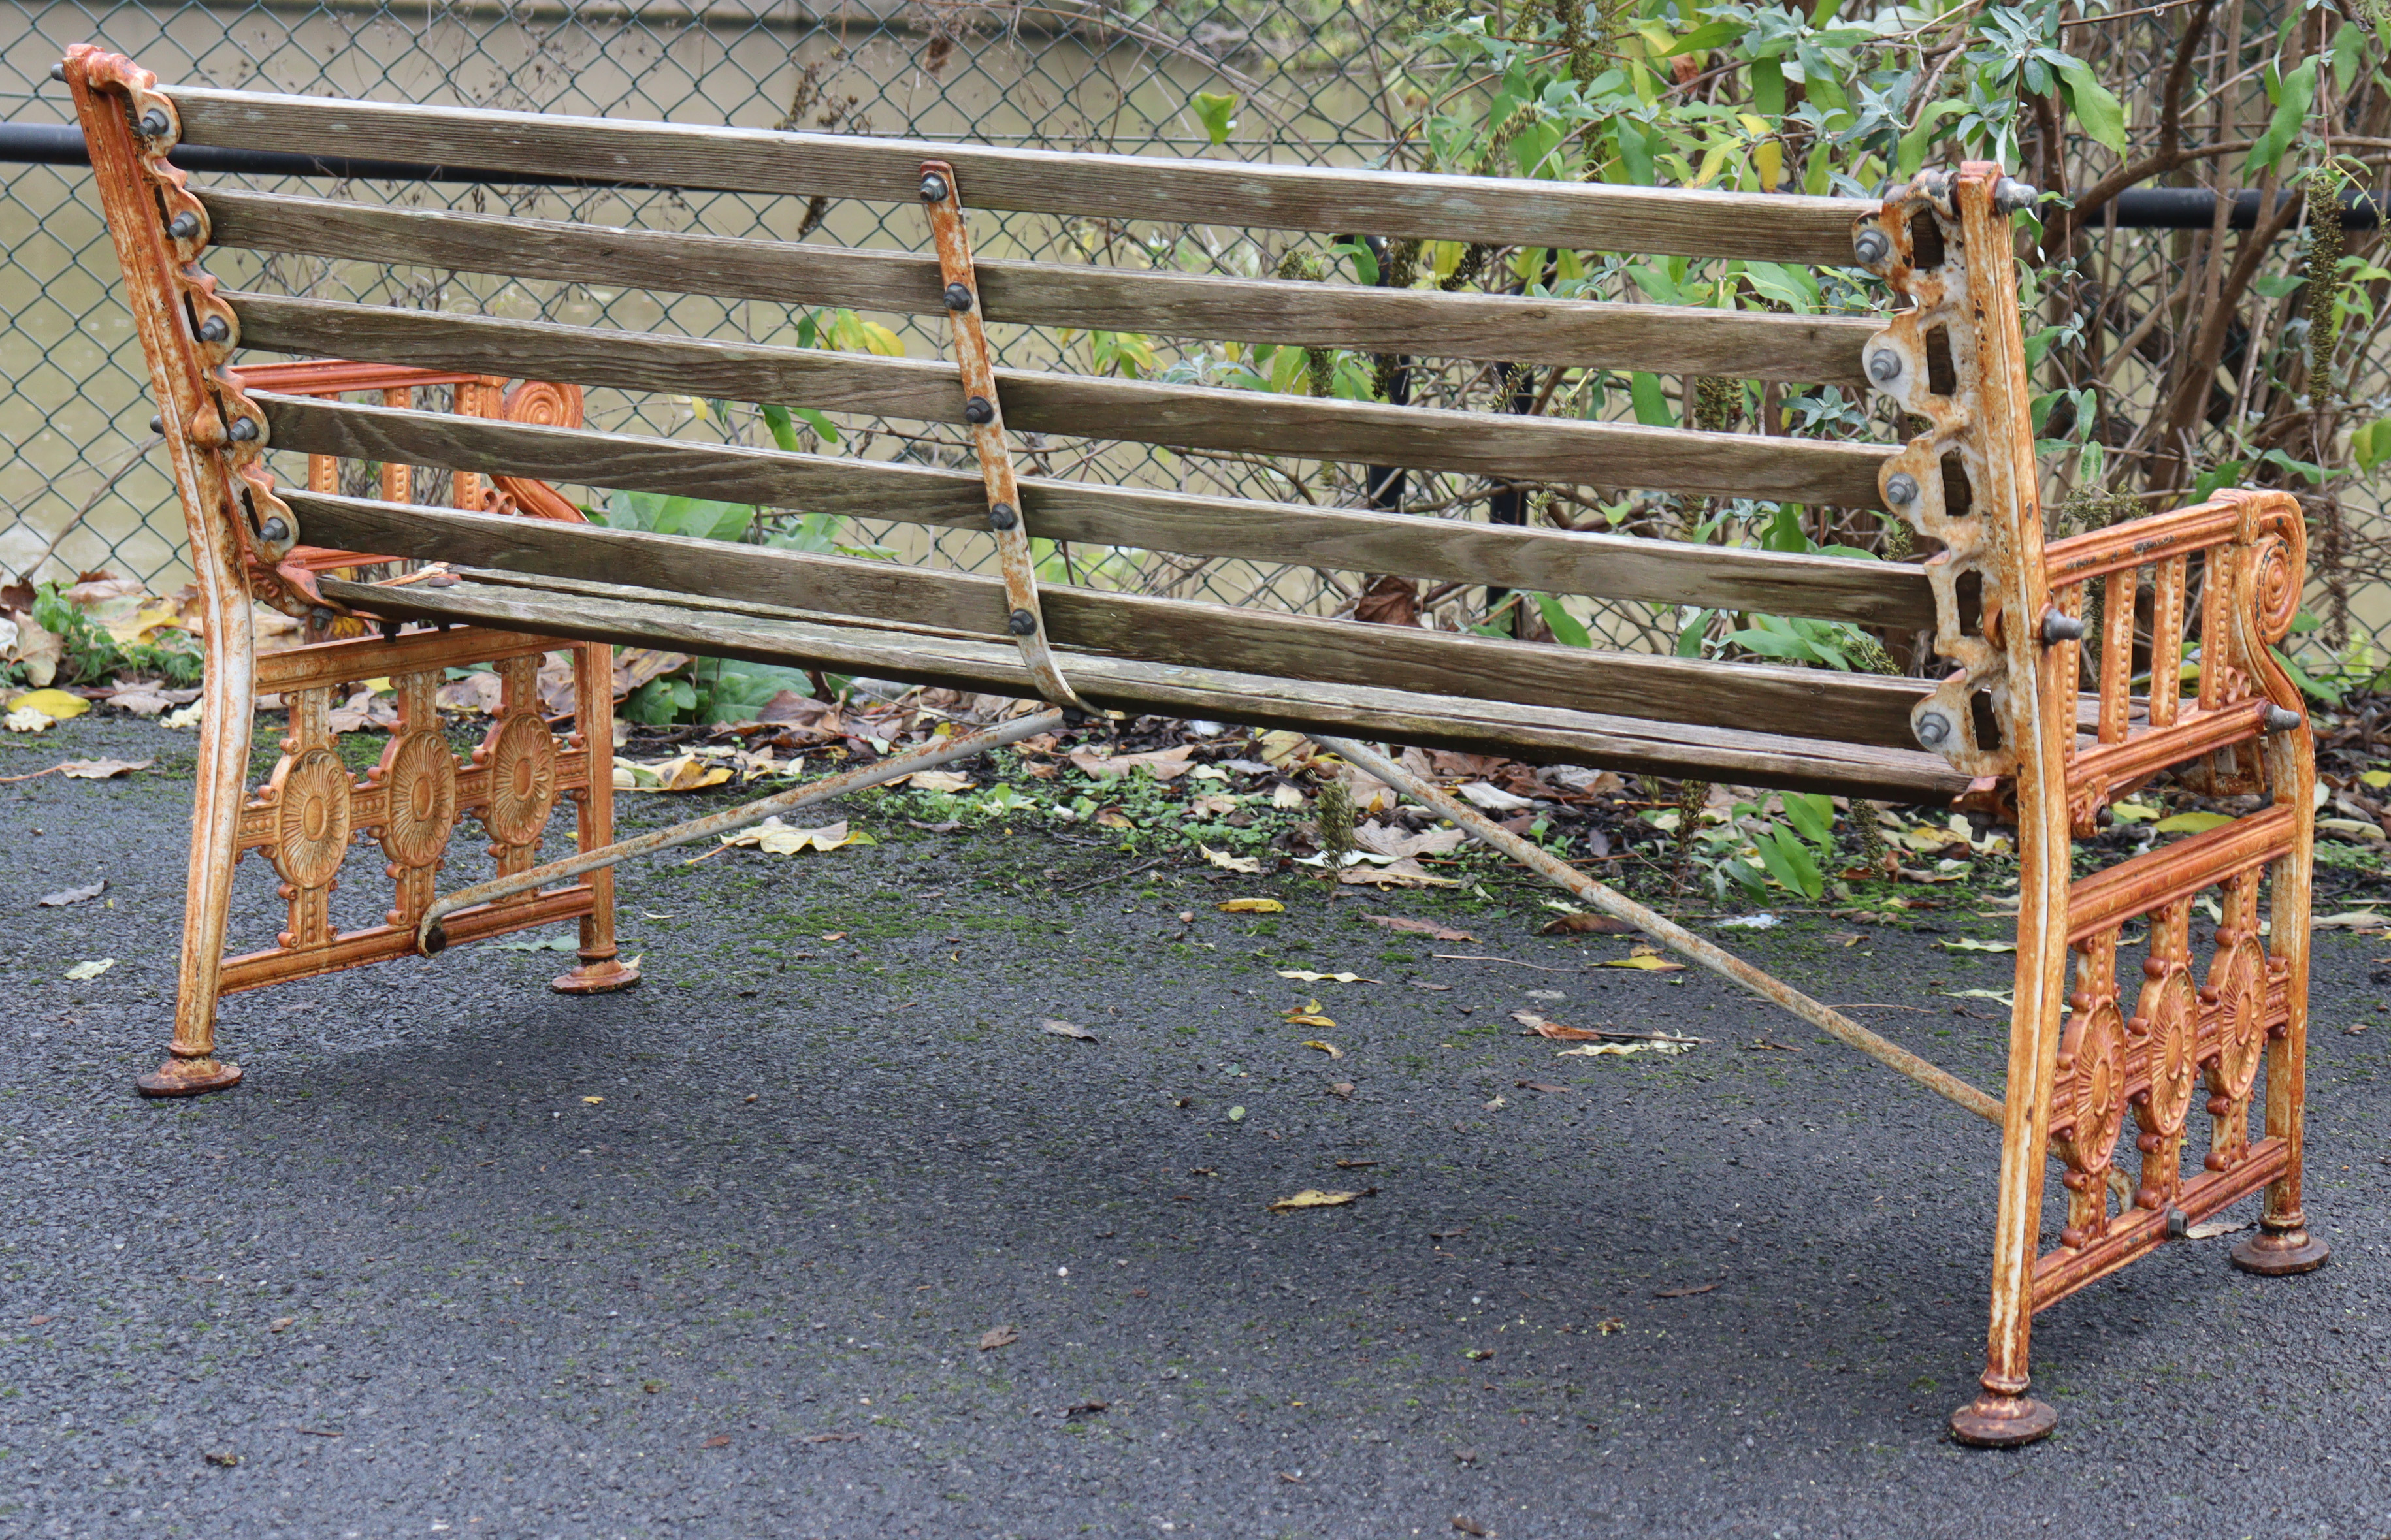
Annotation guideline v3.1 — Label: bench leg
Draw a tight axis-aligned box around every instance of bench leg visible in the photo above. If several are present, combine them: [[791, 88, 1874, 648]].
[[2234, 839, 2326, 1276], [553, 642, 640, 996], [1951, 800, 2070, 1447], [138, 595, 255, 1097]]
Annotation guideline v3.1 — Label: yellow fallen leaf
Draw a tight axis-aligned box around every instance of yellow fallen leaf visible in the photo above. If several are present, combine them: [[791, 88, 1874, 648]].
[[2108, 801, 2158, 823], [1938, 937, 2017, 953], [905, 769, 975, 793], [582, 1095, 604, 1104], [1300, 1039, 1342, 1059], [723, 817, 870, 854], [64, 958, 115, 980], [9, 688, 90, 722], [1596, 950, 1685, 972], [1283, 999, 1335, 1028], [614, 754, 733, 793], [1201, 843, 1261, 874], [1266, 1189, 1363, 1212], [5, 707, 53, 733], [1275, 969, 1375, 984], [2154, 810, 2235, 834], [1271, 782, 1308, 810], [1218, 898, 1283, 914], [2362, 769, 2391, 790], [101, 596, 186, 647]]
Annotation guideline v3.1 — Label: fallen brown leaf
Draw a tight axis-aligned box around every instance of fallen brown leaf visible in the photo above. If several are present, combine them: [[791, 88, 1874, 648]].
[[1326, 1082, 1356, 1098], [1335, 1158, 1378, 1168], [1653, 1281, 1720, 1298], [1515, 1080, 1573, 1094], [1538, 913, 1636, 935], [1063, 1400, 1109, 1419], [57, 756, 154, 779], [1039, 1018, 1098, 1041], [1283, 999, 1335, 1029], [701, 1434, 732, 1449], [802, 1431, 862, 1444], [1452, 1517, 1493, 1538], [1338, 857, 1457, 888], [1365, 914, 1476, 942], [979, 1326, 1019, 1351], [1512, 1010, 1603, 1041], [35, 879, 105, 908]]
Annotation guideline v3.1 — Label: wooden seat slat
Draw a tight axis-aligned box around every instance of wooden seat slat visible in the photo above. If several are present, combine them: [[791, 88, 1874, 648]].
[[202, 190, 1878, 386], [285, 490, 1934, 748], [231, 293, 1895, 509], [170, 86, 1876, 265], [259, 393, 1940, 630], [314, 571, 1970, 801]]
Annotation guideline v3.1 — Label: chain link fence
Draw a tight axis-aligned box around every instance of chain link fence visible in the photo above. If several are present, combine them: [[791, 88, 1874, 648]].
[[2, 0, 2382, 679]]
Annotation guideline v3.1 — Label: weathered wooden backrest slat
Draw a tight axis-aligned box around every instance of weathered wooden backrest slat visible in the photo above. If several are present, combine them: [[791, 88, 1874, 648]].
[[230, 293, 1896, 510], [199, 189, 1878, 386], [169, 86, 1874, 263], [283, 488, 1933, 748], [257, 391, 1939, 631]]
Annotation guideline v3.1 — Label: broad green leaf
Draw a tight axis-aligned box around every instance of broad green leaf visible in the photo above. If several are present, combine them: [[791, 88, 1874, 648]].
[[2244, 59, 2317, 174], [1192, 91, 1238, 146], [1779, 791, 1835, 850], [2057, 60, 2128, 157], [1628, 371, 1674, 426], [1534, 592, 1593, 649]]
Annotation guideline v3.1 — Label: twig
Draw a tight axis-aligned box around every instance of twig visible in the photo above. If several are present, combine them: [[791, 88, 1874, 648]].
[[1055, 855, 1171, 894]]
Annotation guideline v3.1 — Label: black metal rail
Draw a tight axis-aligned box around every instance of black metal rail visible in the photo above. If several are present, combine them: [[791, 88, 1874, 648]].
[[3, 121, 2378, 228]]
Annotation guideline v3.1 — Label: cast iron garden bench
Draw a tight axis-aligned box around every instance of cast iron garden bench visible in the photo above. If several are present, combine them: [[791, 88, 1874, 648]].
[[63, 44, 2328, 1446]]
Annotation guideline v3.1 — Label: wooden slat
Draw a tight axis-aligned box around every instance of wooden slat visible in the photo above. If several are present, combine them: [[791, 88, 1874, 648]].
[[257, 393, 1940, 630], [316, 573, 1970, 801], [201, 189, 1878, 385], [283, 490, 1932, 746], [171, 86, 1877, 266], [230, 293, 1895, 507]]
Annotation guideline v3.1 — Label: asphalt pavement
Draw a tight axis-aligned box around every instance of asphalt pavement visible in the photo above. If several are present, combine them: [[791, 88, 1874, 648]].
[[5, 716, 2389, 1540]]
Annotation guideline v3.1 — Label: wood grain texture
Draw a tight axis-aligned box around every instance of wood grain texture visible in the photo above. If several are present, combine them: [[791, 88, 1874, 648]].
[[231, 293, 1895, 507], [316, 573, 1970, 800], [284, 491, 1932, 746], [171, 86, 1877, 265], [258, 393, 1938, 629], [203, 190, 1877, 385]]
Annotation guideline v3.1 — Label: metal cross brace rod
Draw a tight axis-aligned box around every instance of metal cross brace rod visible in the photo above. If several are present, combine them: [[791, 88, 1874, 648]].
[[1316, 734, 2011, 1124], [414, 707, 1067, 955]]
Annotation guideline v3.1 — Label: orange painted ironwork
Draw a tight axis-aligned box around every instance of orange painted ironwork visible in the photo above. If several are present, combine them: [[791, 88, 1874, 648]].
[[62, 45, 636, 1102]]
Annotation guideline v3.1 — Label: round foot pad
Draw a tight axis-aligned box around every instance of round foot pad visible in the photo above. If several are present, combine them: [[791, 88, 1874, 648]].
[[552, 959, 642, 996], [137, 1058, 243, 1099], [2231, 1227, 2330, 1276], [1950, 1393, 2057, 1448]]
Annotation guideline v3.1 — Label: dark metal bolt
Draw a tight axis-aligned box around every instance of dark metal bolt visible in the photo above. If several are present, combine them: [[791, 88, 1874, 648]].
[[1883, 472, 1919, 507], [986, 502, 1018, 530], [1852, 227, 1891, 266], [919, 172, 950, 203], [138, 108, 169, 138], [1992, 176, 2040, 215], [1866, 349, 1902, 385], [380, 619, 402, 643], [148, 415, 162, 434], [964, 395, 995, 425], [197, 315, 229, 343], [943, 281, 975, 312], [1913, 709, 1953, 749], [2040, 609, 2086, 645], [2164, 1206, 2188, 1240], [167, 210, 200, 241], [227, 415, 259, 443], [1006, 608, 1037, 637], [48, 61, 65, 83], [2264, 704, 2303, 733], [258, 516, 290, 545]]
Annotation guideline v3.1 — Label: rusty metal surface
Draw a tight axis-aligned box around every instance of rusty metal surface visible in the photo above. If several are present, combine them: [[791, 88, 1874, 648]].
[[916, 159, 1088, 713], [413, 708, 1069, 954]]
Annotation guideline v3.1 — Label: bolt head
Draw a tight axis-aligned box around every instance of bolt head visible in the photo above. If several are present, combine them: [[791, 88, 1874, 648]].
[[227, 416, 259, 443], [259, 517, 290, 545], [1007, 608, 1037, 637], [148, 415, 163, 435], [1992, 176, 2040, 215], [1913, 709, 1953, 749], [919, 172, 950, 203], [197, 315, 229, 343], [1884, 472, 1919, 507], [1852, 227, 1891, 266], [964, 396, 996, 425], [2040, 609, 2087, 645], [2265, 705, 2303, 733], [167, 210, 200, 240], [138, 108, 169, 138], [1866, 349, 1902, 385], [49, 61, 65, 83], [943, 281, 975, 312], [986, 502, 1018, 531]]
